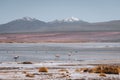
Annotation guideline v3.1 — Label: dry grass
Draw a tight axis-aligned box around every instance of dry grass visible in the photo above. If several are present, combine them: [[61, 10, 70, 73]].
[[91, 65, 120, 74], [22, 71, 27, 74], [38, 67, 48, 72], [75, 65, 120, 74], [59, 69, 69, 73], [99, 73, 106, 77], [26, 73, 35, 77], [75, 68, 91, 73], [59, 73, 70, 78], [21, 62, 33, 64]]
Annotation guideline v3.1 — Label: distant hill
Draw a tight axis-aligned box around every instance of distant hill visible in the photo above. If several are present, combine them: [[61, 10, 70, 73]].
[[0, 17, 120, 33], [0, 17, 47, 33]]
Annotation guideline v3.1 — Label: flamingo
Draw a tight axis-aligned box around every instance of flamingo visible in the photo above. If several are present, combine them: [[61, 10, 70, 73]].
[[55, 54, 60, 60], [13, 56, 19, 62], [68, 53, 72, 60]]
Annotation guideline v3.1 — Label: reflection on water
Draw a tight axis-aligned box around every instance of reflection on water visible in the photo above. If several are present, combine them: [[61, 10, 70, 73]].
[[0, 43, 120, 62]]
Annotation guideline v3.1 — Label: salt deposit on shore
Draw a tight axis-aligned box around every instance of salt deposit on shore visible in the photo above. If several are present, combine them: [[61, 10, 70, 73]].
[[0, 60, 120, 80]]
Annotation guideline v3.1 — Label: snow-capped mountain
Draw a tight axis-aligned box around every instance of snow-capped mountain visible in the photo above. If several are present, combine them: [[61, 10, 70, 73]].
[[0, 17, 47, 33], [0, 17, 120, 33], [20, 17, 37, 21], [62, 17, 80, 22], [50, 17, 89, 25], [15, 17, 38, 22], [51, 17, 82, 23]]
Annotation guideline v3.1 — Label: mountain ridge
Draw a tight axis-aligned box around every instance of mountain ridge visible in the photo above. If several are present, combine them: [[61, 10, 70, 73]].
[[0, 17, 120, 33]]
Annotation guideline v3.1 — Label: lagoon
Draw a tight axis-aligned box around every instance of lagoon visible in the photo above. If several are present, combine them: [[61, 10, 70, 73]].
[[0, 43, 120, 62]]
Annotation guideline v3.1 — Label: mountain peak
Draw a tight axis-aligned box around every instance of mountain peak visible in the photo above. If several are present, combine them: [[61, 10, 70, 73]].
[[63, 17, 80, 22], [51, 17, 80, 23], [18, 17, 37, 21]]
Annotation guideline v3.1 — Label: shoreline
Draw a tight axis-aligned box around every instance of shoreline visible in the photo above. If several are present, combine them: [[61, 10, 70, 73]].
[[0, 60, 120, 80]]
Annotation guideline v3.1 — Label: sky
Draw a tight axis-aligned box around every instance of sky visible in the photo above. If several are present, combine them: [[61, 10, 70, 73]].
[[0, 0, 120, 24]]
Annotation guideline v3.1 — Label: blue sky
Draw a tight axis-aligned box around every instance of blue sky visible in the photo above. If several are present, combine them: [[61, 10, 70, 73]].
[[0, 0, 120, 24]]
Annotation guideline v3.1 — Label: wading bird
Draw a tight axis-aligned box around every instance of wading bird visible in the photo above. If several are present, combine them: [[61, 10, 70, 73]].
[[13, 56, 19, 62]]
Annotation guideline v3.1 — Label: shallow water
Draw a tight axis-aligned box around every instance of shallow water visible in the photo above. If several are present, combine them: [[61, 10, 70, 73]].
[[0, 43, 120, 62]]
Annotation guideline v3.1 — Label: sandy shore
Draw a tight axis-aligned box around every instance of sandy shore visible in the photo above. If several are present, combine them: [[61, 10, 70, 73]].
[[0, 60, 120, 80]]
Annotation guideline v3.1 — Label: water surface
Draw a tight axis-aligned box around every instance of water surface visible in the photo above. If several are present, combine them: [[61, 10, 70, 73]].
[[0, 43, 120, 62]]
